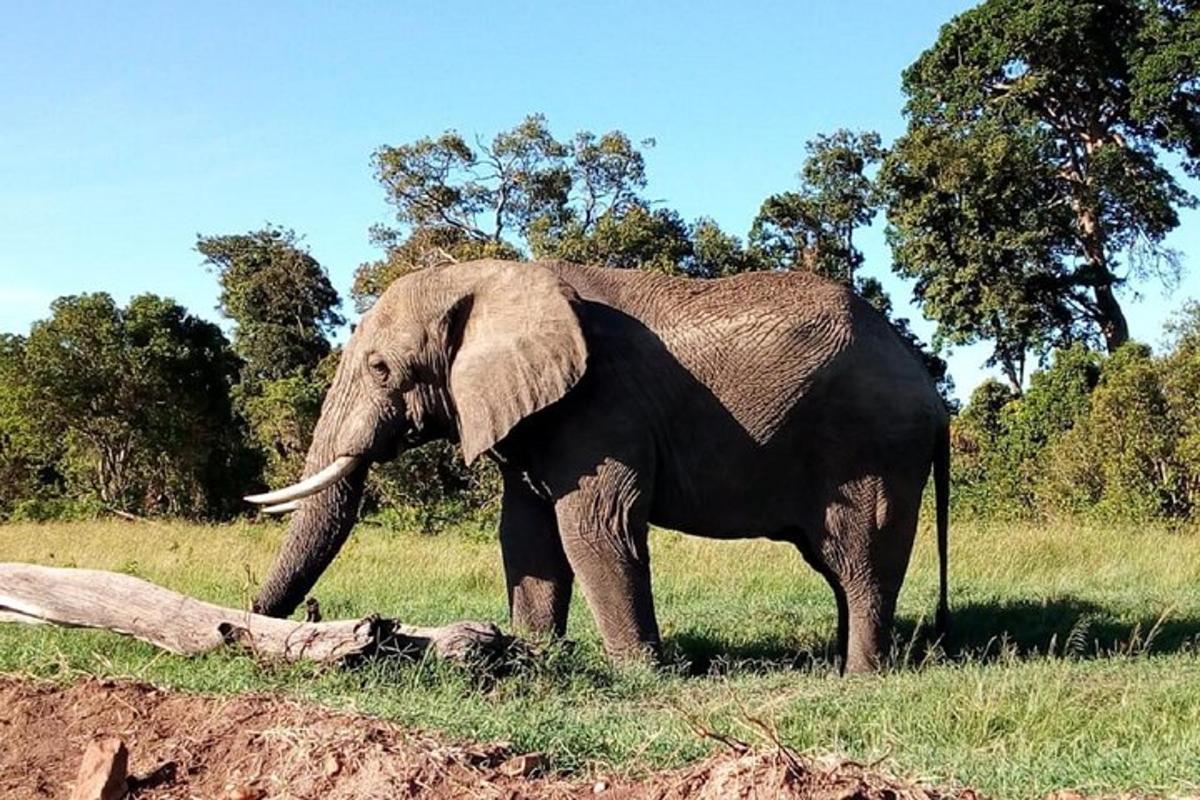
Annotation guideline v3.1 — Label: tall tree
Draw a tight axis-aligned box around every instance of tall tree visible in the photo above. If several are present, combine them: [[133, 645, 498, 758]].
[[885, 0, 1200, 386], [355, 114, 752, 309], [750, 129, 886, 282], [198, 226, 345, 485], [198, 226, 344, 382]]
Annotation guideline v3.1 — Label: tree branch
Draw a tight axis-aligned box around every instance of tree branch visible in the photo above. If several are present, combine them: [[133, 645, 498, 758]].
[[0, 563, 511, 664]]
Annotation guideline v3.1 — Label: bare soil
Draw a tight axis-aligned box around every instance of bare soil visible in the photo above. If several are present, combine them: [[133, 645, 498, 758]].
[[0, 675, 973, 799]]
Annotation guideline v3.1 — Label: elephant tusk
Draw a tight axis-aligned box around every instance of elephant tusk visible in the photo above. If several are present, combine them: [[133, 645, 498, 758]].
[[261, 500, 301, 515], [244, 455, 361, 506]]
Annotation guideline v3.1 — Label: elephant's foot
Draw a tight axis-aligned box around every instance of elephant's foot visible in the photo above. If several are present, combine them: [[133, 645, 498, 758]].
[[509, 575, 572, 638], [842, 598, 896, 674], [601, 634, 662, 666]]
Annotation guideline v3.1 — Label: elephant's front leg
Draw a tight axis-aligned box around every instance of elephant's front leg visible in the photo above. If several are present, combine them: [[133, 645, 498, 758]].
[[499, 473, 573, 637], [554, 459, 660, 662]]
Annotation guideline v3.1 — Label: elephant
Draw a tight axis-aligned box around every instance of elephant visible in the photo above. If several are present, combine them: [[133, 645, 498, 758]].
[[246, 258, 950, 674]]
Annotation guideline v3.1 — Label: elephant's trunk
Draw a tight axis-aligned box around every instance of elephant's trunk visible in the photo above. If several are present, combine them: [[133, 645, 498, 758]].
[[251, 353, 374, 618], [252, 464, 367, 617]]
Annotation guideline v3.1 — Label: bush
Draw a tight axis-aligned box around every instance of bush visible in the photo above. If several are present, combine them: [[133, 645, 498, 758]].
[[951, 345, 1099, 518], [952, 320, 1200, 524], [365, 441, 501, 535], [7, 496, 105, 523], [1045, 344, 1186, 521]]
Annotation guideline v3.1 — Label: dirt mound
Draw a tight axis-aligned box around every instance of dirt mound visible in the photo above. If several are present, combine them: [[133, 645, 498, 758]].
[[0, 676, 971, 799]]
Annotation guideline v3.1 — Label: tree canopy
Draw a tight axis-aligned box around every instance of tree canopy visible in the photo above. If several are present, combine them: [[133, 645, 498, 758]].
[[0, 294, 248, 517], [884, 0, 1200, 388], [197, 226, 345, 485], [353, 114, 752, 308], [198, 226, 344, 383], [750, 129, 886, 282]]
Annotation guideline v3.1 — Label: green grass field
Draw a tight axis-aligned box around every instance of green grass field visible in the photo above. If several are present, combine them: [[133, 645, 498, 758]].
[[2, 517, 1199, 798]]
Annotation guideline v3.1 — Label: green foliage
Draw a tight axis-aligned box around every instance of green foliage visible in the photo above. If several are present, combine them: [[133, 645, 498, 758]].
[[7, 496, 104, 522], [237, 353, 339, 488], [954, 345, 1100, 517], [199, 226, 345, 486], [3, 293, 251, 518], [529, 202, 695, 273], [354, 114, 759, 311], [687, 218, 760, 278], [197, 226, 344, 383], [365, 441, 501, 536], [1043, 344, 1185, 519], [1163, 302, 1200, 503], [885, 0, 1200, 383], [750, 129, 885, 281], [0, 334, 54, 516], [953, 326, 1200, 522]]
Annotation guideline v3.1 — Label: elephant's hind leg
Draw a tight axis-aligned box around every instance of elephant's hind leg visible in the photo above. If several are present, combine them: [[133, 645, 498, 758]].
[[822, 481, 920, 674], [499, 473, 573, 637]]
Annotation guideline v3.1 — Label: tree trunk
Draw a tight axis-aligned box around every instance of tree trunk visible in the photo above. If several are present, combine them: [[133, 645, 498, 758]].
[[1093, 281, 1130, 353], [0, 563, 511, 664], [1075, 134, 1130, 354]]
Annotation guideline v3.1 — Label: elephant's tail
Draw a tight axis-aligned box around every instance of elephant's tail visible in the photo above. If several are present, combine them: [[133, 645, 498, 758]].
[[934, 421, 951, 640]]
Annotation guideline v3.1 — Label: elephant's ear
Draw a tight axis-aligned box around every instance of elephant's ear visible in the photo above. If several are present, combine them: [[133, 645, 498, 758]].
[[449, 264, 588, 465]]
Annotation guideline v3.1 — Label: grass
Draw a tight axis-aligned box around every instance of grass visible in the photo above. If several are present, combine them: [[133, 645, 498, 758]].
[[2, 516, 1200, 798]]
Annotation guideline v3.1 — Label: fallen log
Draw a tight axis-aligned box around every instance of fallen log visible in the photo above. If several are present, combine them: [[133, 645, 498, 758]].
[[0, 563, 510, 664]]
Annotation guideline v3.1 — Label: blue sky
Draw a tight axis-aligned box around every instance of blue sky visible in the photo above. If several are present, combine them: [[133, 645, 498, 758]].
[[2, 1, 1197, 400]]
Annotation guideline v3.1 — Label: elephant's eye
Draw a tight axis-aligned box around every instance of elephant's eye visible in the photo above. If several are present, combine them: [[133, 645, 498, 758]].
[[367, 354, 391, 385]]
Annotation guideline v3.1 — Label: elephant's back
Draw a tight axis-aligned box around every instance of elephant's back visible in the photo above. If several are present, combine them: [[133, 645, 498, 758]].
[[549, 262, 935, 446]]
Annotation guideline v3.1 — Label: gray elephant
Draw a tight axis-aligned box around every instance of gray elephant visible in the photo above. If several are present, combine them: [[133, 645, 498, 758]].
[[247, 259, 950, 673]]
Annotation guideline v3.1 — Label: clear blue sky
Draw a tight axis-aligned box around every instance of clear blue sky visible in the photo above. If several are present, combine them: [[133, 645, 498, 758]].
[[2, 1, 1197, 400]]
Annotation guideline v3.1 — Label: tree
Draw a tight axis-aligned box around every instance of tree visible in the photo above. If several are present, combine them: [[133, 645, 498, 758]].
[[885, 0, 1200, 386], [198, 226, 344, 382], [688, 218, 761, 278], [951, 344, 1101, 516], [0, 334, 57, 516], [355, 114, 755, 310], [14, 293, 248, 516], [237, 352, 339, 487], [750, 130, 886, 281], [198, 226, 345, 485]]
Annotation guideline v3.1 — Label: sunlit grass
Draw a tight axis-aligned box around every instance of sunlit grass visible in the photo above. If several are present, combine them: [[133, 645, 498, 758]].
[[2, 517, 1199, 798]]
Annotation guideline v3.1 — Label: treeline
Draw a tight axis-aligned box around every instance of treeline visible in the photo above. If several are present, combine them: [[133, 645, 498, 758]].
[[956, 319, 1200, 523], [1, 0, 1197, 525]]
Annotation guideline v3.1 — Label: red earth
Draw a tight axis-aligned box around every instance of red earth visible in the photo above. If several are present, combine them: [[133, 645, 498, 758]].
[[0, 675, 978, 799]]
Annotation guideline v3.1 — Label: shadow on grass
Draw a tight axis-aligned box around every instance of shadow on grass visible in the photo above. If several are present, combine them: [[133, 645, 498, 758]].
[[924, 597, 1200, 661], [663, 596, 1200, 676], [662, 631, 834, 676]]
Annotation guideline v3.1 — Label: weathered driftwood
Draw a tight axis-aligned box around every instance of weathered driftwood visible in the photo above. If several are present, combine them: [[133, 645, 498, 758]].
[[0, 563, 510, 664]]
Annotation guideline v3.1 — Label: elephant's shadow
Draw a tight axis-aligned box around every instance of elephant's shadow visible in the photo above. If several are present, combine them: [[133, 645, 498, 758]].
[[664, 596, 1200, 676]]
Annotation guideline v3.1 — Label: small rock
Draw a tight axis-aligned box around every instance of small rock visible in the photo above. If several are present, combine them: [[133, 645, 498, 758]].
[[323, 752, 341, 776], [226, 785, 266, 800], [498, 752, 548, 778], [69, 736, 128, 800], [593, 779, 609, 794]]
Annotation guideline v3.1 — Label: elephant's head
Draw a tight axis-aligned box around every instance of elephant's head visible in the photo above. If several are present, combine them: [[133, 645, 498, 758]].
[[247, 260, 588, 617]]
